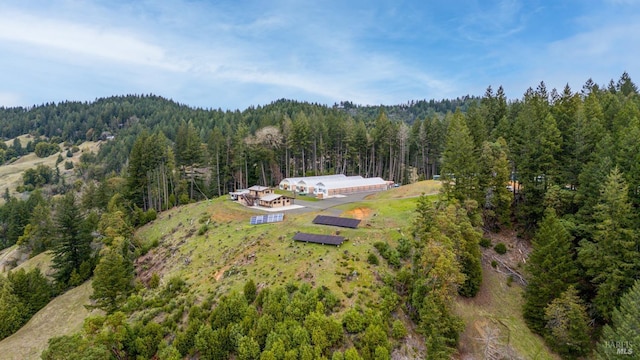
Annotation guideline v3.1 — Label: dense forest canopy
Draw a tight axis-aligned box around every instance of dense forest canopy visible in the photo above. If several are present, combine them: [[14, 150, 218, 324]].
[[0, 72, 639, 359]]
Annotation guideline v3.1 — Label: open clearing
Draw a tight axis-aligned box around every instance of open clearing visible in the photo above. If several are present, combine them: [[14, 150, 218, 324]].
[[0, 281, 100, 360], [0, 136, 102, 203]]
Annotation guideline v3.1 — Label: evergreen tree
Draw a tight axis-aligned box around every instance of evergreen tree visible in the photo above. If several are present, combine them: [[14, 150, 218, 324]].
[[455, 203, 483, 298], [7, 268, 53, 316], [17, 202, 54, 254], [523, 208, 578, 333], [91, 241, 134, 313], [543, 286, 591, 359], [441, 109, 478, 202], [596, 279, 640, 359], [479, 138, 512, 230], [0, 279, 26, 340], [175, 121, 204, 199], [413, 194, 436, 239], [578, 168, 640, 321], [52, 192, 93, 285]]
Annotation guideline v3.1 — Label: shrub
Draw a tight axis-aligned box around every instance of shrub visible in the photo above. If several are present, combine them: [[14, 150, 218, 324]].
[[149, 273, 160, 289], [373, 242, 390, 258], [367, 253, 379, 265], [494, 243, 507, 255], [145, 209, 157, 222], [479, 237, 492, 248], [343, 308, 366, 333], [396, 237, 412, 259], [392, 320, 407, 339], [34, 142, 60, 158], [387, 250, 401, 268], [244, 279, 257, 303], [197, 224, 208, 236], [64, 161, 74, 170], [491, 260, 498, 268]]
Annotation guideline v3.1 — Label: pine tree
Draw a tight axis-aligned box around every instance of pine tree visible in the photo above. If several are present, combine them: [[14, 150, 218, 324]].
[[7, 268, 53, 316], [175, 121, 204, 200], [413, 194, 436, 239], [0, 279, 26, 339], [543, 286, 591, 358], [441, 109, 478, 202], [523, 208, 578, 333], [52, 192, 92, 285], [596, 279, 640, 359], [91, 241, 134, 313], [578, 167, 639, 321], [479, 138, 512, 230]]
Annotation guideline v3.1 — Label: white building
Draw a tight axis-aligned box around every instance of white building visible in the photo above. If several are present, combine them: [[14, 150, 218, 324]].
[[279, 174, 346, 192], [296, 175, 363, 194], [313, 177, 391, 198]]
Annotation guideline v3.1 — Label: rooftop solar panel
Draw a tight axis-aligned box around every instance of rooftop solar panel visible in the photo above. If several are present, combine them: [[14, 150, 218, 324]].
[[250, 213, 284, 225], [293, 232, 345, 246], [312, 215, 361, 229]]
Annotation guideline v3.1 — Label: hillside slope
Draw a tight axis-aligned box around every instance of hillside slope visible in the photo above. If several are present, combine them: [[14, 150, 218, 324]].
[[0, 181, 556, 359], [0, 281, 99, 360]]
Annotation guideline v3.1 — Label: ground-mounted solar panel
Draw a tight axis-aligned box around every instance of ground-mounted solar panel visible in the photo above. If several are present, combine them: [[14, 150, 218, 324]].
[[293, 232, 345, 246], [250, 213, 284, 225], [312, 215, 360, 229]]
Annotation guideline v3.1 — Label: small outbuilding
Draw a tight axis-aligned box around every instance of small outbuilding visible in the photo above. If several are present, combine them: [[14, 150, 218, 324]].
[[229, 189, 250, 200], [257, 194, 293, 208], [248, 185, 273, 198]]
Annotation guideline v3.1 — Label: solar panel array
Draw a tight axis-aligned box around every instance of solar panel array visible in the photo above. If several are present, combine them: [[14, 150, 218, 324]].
[[250, 213, 285, 225], [312, 215, 360, 229], [293, 232, 345, 246]]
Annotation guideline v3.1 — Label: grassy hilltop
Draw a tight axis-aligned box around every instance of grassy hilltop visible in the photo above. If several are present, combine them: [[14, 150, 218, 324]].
[[0, 180, 556, 359]]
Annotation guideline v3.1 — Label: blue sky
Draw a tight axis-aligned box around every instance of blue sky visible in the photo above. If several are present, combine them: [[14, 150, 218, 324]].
[[0, 0, 639, 110]]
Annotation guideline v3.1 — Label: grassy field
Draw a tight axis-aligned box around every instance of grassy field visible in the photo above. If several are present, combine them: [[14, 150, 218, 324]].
[[0, 281, 100, 360]]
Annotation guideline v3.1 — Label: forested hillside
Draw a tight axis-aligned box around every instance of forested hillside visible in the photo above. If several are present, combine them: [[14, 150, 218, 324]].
[[0, 72, 638, 359]]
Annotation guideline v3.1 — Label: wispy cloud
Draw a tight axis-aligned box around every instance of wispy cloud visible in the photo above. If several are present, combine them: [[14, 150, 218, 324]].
[[0, 0, 637, 108], [0, 10, 184, 71]]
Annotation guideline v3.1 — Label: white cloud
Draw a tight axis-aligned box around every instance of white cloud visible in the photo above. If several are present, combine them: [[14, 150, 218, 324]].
[[0, 10, 186, 71]]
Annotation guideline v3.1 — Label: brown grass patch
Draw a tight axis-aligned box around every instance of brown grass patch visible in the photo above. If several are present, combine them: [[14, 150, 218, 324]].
[[0, 281, 101, 360], [342, 207, 373, 220]]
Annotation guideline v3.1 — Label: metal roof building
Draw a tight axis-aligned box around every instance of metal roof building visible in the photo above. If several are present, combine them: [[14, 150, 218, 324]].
[[313, 177, 391, 198], [278, 174, 346, 191], [296, 175, 363, 194]]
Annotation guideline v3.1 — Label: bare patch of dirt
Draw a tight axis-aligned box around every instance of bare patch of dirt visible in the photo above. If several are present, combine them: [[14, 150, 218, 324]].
[[342, 207, 373, 220], [481, 229, 530, 286], [135, 243, 179, 285], [213, 246, 259, 281]]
